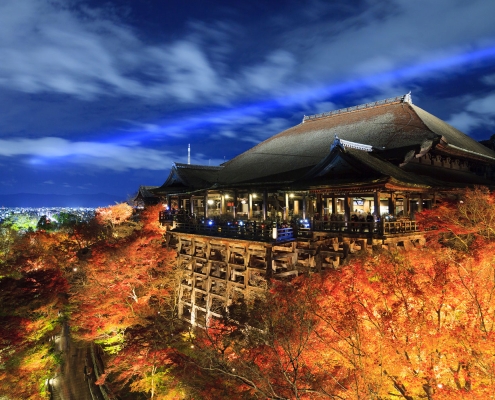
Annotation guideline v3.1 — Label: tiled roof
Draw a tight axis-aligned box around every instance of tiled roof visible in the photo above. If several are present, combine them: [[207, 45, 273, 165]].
[[153, 96, 495, 193], [215, 99, 495, 186], [153, 163, 223, 194]]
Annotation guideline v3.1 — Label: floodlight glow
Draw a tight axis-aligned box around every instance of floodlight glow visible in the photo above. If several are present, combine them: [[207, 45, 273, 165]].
[[120, 44, 495, 144]]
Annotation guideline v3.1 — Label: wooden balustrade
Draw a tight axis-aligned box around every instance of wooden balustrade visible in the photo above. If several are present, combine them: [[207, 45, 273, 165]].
[[160, 212, 420, 241], [172, 221, 294, 243]]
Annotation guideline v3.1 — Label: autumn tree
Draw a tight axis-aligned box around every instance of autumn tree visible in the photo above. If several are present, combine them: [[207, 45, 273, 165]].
[[69, 204, 185, 398], [185, 187, 495, 399], [0, 231, 70, 399]]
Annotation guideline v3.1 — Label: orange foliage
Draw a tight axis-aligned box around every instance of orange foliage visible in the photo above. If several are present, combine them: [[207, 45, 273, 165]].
[[95, 202, 133, 226], [189, 188, 495, 399], [69, 204, 180, 397]]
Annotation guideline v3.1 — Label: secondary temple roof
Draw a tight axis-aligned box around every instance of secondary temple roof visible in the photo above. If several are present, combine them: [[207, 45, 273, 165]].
[[152, 94, 495, 195]]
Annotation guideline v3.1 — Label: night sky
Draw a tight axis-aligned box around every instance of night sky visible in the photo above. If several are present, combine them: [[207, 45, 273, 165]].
[[1, 0, 495, 200]]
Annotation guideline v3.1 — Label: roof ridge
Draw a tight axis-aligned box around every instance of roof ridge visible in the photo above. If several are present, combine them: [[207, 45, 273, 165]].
[[303, 92, 412, 123], [174, 162, 223, 170]]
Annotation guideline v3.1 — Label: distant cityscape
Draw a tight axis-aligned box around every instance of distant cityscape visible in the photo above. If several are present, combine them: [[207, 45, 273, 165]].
[[0, 193, 126, 208], [0, 207, 96, 224]]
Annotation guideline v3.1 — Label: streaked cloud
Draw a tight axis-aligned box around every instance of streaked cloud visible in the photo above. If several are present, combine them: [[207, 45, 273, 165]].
[[1, 0, 494, 108], [447, 92, 495, 132], [0, 137, 175, 171], [0, 0, 495, 196]]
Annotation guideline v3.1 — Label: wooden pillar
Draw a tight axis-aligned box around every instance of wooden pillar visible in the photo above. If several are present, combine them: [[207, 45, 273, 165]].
[[248, 193, 253, 219], [316, 194, 322, 217], [221, 193, 226, 215], [307, 196, 314, 216], [294, 199, 299, 216], [166, 195, 171, 210], [190, 195, 194, 216], [331, 196, 337, 215], [284, 192, 289, 221], [204, 190, 209, 219], [233, 190, 238, 218], [373, 191, 380, 218], [263, 189, 268, 221], [403, 194, 409, 216], [265, 246, 273, 279], [302, 195, 307, 220], [417, 194, 423, 212], [388, 194, 395, 215], [344, 193, 351, 224]]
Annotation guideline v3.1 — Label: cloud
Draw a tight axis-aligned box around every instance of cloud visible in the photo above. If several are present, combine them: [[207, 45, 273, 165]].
[[0, 136, 230, 171], [447, 92, 495, 133], [1, 0, 494, 110], [481, 74, 495, 86], [0, 137, 175, 171], [0, 0, 232, 103], [447, 111, 486, 133]]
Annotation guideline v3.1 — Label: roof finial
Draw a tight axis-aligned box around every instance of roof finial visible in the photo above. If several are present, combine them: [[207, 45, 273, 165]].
[[403, 91, 412, 104], [331, 135, 343, 151]]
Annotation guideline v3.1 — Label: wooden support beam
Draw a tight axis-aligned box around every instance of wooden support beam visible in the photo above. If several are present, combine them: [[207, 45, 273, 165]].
[[388, 193, 395, 215], [344, 194, 351, 224], [221, 193, 226, 214], [263, 189, 268, 221], [285, 192, 289, 221], [204, 190, 209, 219], [248, 193, 253, 219], [302, 195, 307, 220], [373, 191, 381, 221], [331, 196, 337, 215], [316, 193, 322, 217], [265, 246, 272, 279], [233, 189, 238, 218]]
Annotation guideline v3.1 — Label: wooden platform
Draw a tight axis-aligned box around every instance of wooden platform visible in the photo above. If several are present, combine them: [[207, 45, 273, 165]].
[[166, 229, 425, 327]]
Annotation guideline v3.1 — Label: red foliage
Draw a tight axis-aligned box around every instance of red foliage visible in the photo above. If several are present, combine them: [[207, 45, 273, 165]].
[[187, 188, 495, 399], [95, 202, 133, 226]]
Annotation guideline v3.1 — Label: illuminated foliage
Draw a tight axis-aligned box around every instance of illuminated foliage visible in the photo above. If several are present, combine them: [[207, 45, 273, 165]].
[[2, 214, 38, 232], [186, 187, 495, 399], [95, 202, 133, 227], [69, 204, 183, 398], [3, 188, 495, 399]]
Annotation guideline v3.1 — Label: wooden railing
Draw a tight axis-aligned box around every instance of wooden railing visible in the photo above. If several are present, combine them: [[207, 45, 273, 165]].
[[311, 219, 419, 235], [382, 220, 419, 234], [160, 212, 420, 240], [171, 220, 294, 243]]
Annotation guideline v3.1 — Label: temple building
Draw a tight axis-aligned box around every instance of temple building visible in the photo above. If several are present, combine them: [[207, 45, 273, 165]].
[[145, 94, 495, 326]]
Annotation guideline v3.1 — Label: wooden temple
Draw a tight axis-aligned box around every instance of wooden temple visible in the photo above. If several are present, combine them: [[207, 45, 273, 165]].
[[145, 94, 495, 326]]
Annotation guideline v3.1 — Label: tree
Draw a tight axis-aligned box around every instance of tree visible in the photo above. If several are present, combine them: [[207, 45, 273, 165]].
[[70, 204, 184, 398], [186, 187, 495, 399]]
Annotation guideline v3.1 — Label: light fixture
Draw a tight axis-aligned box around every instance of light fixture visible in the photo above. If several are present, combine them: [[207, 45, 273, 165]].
[[289, 193, 294, 198], [207, 199, 214, 205], [252, 194, 257, 198], [225, 194, 229, 199]]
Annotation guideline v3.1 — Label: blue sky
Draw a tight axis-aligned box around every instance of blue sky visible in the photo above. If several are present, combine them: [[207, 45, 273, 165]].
[[1, 0, 495, 199]]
